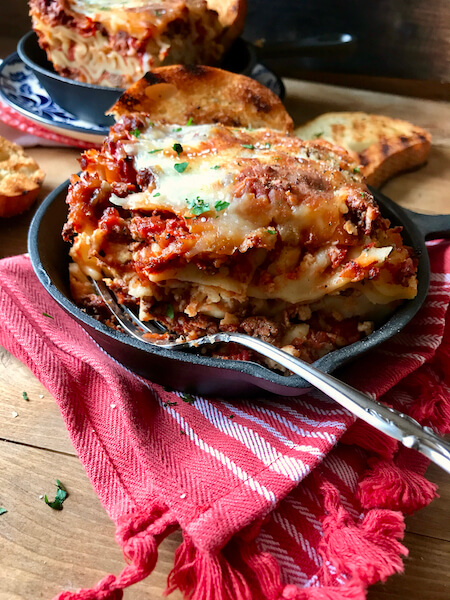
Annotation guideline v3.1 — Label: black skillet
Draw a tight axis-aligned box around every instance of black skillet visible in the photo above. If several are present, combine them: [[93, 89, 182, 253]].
[[28, 181, 450, 398]]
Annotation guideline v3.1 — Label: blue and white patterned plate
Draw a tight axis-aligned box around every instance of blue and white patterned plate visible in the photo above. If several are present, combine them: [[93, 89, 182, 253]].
[[0, 52, 109, 143], [0, 52, 285, 145]]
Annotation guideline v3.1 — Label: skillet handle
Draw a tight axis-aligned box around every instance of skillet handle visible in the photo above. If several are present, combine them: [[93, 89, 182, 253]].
[[403, 209, 450, 240], [257, 33, 356, 60]]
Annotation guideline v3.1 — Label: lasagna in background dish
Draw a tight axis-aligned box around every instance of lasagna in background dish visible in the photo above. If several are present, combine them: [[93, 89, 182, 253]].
[[29, 0, 245, 87], [63, 117, 418, 365]]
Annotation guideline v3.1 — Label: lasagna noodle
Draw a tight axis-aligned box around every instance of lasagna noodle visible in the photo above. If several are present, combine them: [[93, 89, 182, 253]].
[[64, 119, 418, 362]]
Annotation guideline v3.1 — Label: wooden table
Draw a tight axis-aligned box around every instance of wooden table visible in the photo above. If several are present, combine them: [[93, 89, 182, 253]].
[[0, 71, 449, 599]]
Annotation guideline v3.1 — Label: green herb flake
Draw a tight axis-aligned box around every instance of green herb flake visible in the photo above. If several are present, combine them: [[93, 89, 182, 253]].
[[166, 304, 175, 319], [180, 429, 186, 435], [155, 9, 164, 16], [228, 414, 235, 419], [210, 165, 221, 170], [360, 192, 366, 198], [313, 131, 324, 138], [0, 508, 7, 516], [153, 192, 161, 197], [131, 129, 141, 138], [186, 117, 194, 126], [173, 142, 183, 155], [163, 400, 177, 408], [264, 143, 271, 149], [181, 393, 196, 405], [44, 479, 68, 511], [353, 166, 361, 173], [42, 312, 53, 319], [22, 391, 29, 401], [173, 127, 182, 132], [267, 228, 277, 235], [174, 162, 189, 173], [148, 148, 163, 154], [214, 200, 229, 212], [241, 144, 254, 150], [186, 196, 210, 216]]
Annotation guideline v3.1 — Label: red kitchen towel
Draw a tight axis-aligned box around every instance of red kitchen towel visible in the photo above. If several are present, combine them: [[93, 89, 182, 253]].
[[0, 243, 449, 600], [0, 100, 99, 149]]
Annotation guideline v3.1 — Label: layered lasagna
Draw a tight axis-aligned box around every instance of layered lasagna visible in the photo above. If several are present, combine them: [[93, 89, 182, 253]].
[[63, 116, 418, 364], [29, 0, 245, 87]]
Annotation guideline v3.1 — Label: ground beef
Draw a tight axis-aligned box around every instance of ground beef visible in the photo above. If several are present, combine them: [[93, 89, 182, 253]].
[[240, 316, 280, 343]]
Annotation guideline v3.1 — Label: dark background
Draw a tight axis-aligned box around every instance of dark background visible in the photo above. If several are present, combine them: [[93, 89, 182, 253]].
[[243, 0, 449, 83], [3, 1, 449, 84]]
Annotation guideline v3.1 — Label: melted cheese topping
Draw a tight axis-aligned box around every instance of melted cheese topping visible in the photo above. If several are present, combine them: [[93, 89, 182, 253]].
[[69, 0, 185, 37], [110, 123, 351, 257]]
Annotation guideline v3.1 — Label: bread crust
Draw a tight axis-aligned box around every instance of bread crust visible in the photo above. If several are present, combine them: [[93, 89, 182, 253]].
[[294, 112, 431, 188], [0, 137, 45, 218], [108, 65, 293, 132]]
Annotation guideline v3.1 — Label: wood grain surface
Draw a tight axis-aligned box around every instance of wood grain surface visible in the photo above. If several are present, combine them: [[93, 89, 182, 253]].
[[0, 70, 449, 599]]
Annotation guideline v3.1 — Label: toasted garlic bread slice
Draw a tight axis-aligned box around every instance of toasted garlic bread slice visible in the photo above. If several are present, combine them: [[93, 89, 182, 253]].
[[0, 136, 45, 218], [294, 112, 431, 188], [108, 65, 294, 133]]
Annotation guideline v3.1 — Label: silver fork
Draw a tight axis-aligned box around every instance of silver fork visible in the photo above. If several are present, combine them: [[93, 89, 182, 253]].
[[92, 278, 450, 474]]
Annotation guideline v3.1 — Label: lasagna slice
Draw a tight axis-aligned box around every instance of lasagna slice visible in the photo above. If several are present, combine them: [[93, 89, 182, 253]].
[[29, 0, 245, 88], [63, 116, 418, 364]]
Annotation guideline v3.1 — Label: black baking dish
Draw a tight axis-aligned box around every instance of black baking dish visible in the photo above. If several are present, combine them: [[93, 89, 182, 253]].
[[28, 181, 450, 397]]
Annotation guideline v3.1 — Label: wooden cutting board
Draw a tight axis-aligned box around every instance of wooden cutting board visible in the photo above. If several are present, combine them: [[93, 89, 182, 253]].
[[0, 78, 449, 600]]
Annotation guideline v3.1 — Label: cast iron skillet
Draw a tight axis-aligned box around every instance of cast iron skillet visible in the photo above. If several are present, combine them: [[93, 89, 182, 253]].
[[28, 182, 450, 397]]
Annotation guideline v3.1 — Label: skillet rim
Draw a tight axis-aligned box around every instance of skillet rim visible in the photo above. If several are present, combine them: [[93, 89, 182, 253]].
[[28, 180, 430, 394]]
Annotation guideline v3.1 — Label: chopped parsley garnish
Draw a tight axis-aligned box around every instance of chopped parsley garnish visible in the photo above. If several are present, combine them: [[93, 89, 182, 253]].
[[186, 196, 210, 216], [353, 166, 361, 173], [360, 191, 366, 198], [131, 129, 141, 138], [210, 165, 221, 170], [153, 192, 161, 197], [313, 131, 324, 138], [42, 312, 53, 319], [22, 391, 29, 401], [181, 393, 196, 405], [174, 162, 189, 173], [166, 304, 175, 319], [228, 414, 235, 419], [0, 508, 7, 516], [186, 117, 194, 126], [44, 479, 68, 511], [173, 127, 182, 132], [214, 200, 229, 212], [263, 143, 271, 148], [267, 228, 277, 235], [241, 144, 254, 150], [149, 148, 163, 154], [173, 142, 183, 155], [163, 400, 177, 407]]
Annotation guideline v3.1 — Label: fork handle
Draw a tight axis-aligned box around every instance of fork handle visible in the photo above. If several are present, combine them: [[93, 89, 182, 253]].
[[227, 333, 450, 474]]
